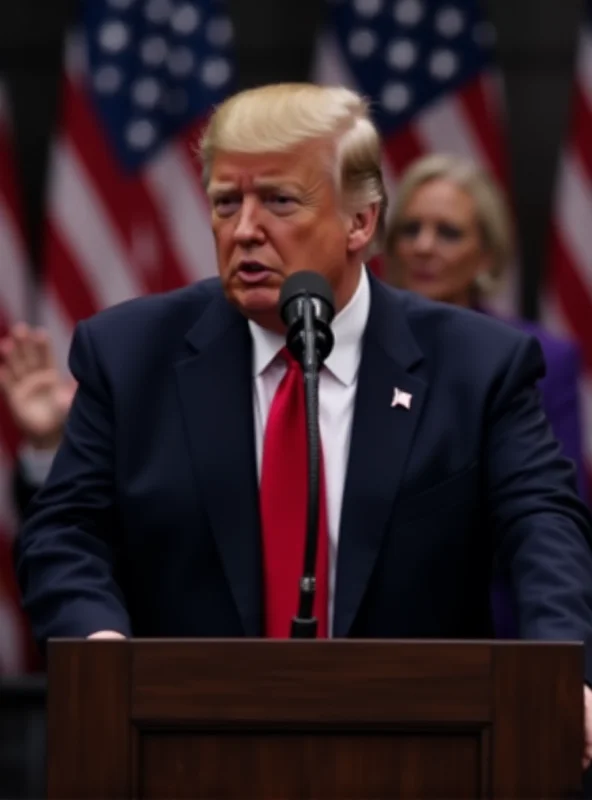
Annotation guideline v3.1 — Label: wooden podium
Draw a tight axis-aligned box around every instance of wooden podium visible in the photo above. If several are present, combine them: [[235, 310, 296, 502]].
[[47, 639, 584, 799]]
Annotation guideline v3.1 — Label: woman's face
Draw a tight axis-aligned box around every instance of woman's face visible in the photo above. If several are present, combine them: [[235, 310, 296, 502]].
[[390, 178, 492, 307]]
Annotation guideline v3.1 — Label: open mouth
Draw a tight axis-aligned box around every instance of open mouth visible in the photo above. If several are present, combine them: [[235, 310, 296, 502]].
[[237, 262, 273, 284]]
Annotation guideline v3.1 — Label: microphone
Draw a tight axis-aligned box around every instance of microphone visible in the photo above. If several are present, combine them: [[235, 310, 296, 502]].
[[279, 272, 335, 638], [279, 271, 335, 367]]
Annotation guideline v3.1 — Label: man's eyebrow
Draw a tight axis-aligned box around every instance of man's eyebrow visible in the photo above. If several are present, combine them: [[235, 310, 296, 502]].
[[207, 179, 305, 195], [206, 181, 237, 197], [252, 179, 304, 192], [206, 180, 307, 203]]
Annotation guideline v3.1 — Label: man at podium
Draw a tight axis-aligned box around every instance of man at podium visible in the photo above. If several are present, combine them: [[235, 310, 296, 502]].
[[13, 83, 592, 765]]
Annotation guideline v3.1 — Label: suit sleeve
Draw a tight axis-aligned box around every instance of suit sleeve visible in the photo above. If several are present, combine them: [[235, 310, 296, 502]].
[[488, 335, 592, 679], [13, 445, 59, 521], [15, 321, 132, 645], [12, 460, 40, 522], [541, 341, 588, 503]]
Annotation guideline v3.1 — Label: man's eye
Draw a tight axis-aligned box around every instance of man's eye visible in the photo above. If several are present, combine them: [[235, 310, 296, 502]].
[[265, 195, 297, 211], [214, 197, 241, 216]]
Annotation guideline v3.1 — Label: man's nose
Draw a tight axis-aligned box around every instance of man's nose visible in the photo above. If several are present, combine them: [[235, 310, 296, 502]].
[[233, 196, 265, 245]]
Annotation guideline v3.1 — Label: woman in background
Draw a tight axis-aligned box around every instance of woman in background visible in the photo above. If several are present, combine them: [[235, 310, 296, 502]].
[[384, 153, 587, 636]]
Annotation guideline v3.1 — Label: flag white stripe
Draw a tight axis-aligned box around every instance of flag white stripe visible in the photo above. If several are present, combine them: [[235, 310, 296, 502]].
[[50, 139, 143, 309], [417, 95, 489, 167], [145, 144, 218, 282], [555, 150, 592, 296], [40, 286, 78, 378], [0, 203, 30, 322]]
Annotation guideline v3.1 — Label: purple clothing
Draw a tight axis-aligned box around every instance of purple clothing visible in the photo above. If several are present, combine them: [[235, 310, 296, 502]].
[[491, 316, 586, 637], [513, 320, 586, 498]]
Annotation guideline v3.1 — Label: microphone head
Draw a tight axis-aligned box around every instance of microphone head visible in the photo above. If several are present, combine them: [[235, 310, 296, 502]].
[[279, 271, 335, 364], [279, 271, 335, 321]]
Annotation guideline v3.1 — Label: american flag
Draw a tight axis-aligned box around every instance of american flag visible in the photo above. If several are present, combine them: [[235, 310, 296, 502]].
[[543, 1, 592, 499], [0, 80, 32, 674], [42, 0, 235, 375], [314, 0, 515, 316]]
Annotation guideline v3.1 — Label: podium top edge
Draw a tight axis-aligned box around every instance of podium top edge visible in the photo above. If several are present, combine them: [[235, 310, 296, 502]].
[[45, 638, 585, 648]]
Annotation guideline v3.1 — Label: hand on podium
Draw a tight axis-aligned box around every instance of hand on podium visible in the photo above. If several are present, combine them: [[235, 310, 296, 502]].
[[86, 631, 126, 640]]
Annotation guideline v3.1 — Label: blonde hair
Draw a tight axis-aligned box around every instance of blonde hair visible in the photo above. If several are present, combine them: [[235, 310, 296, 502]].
[[384, 153, 514, 294], [198, 82, 388, 254]]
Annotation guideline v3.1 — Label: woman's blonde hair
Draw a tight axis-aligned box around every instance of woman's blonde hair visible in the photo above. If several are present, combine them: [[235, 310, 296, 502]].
[[384, 153, 514, 294], [198, 82, 388, 255]]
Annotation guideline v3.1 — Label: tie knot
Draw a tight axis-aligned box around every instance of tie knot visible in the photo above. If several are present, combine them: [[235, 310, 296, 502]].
[[280, 346, 299, 370]]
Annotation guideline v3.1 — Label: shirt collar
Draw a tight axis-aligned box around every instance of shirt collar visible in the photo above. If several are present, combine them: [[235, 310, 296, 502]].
[[249, 266, 371, 387]]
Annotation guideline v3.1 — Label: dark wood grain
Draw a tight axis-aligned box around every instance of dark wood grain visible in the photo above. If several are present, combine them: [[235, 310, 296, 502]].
[[131, 639, 492, 723], [47, 639, 131, 800], [492, 641, 583, 799], [46, 639, 584, 800], [139, 729, 483, 800]]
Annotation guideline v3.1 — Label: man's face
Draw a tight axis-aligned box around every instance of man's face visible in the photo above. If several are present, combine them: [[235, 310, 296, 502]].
[[208, 142, 364, 331]]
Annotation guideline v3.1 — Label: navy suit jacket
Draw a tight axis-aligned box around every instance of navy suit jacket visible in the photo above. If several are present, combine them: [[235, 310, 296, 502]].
[[489, 316, 586, 638], [15, 275, 592, 672], [513, 319, 586, 500]]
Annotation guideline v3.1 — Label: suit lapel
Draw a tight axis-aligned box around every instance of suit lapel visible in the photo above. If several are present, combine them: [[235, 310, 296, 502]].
[[333, 279, 427, 636], [175, 292, 262, 636]]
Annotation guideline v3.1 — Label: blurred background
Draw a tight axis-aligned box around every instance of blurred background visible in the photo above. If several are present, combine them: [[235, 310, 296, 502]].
[[1, 0, 591, 796]]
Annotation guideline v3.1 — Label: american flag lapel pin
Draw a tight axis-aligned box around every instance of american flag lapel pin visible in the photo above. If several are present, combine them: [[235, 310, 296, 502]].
[[391, 387, 412, 410]]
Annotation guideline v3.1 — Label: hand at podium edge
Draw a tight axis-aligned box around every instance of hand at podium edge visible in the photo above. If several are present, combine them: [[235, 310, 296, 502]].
[[584, 685, 592, 770], [86, 630, 127, 640]]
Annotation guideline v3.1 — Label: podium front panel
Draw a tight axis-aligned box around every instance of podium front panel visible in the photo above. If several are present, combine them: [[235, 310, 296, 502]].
[[47, 639, 583, 799]]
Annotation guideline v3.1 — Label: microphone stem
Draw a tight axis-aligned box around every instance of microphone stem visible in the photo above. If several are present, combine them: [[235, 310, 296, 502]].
[[291, 298, 321, 638]]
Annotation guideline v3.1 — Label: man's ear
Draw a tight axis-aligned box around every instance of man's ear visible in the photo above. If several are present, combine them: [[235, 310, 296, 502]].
[[346, 204, 380, 254]]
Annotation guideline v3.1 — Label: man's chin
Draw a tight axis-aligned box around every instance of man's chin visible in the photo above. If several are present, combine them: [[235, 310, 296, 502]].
[[228, 286, 284, 331]]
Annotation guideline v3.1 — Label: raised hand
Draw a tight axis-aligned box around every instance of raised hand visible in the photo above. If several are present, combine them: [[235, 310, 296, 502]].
[[0, 323, 76, 449]]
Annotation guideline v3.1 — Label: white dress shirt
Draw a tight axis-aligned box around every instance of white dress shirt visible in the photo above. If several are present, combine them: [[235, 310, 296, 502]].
[[249, 266, 371, 632]]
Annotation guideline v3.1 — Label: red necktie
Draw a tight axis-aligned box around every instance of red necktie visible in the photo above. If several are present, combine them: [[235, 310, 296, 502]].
[[260, 348, 329, 638]]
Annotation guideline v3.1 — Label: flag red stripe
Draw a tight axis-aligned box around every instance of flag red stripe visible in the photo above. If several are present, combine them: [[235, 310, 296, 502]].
[[0, 126, 25, 239], [63, 80, 190, 294], [548, 225, 592, 373], [570, 85, 592, 184], [458, 75, 507, 186], [383, 124, 425, 175], [45, 225, 98, 325]]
